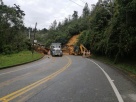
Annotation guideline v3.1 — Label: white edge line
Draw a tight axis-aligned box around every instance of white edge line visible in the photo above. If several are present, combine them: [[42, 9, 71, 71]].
[[88, 59, 124, 102]]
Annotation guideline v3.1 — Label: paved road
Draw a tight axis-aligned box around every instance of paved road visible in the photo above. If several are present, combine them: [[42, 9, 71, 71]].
[[0, 55, 136, 102]]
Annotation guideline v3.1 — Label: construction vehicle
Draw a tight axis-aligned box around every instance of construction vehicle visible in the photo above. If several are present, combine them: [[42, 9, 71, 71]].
[[72, 44, 88, 55], [62, 34, 90, 56], [79, 44, 88, 54], [65, 44, 88, 55], [50, 43, 63, 56]]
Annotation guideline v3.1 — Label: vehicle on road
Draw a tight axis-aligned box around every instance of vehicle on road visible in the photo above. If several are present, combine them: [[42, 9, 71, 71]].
[[50, 43, 63, 56]]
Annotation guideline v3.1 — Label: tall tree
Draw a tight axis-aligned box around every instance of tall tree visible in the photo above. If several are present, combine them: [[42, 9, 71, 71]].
[[0, 1, 26, 54], [72, 11, 78, 20], [49, 20, 57, 30], [82, 3, 90, 17]]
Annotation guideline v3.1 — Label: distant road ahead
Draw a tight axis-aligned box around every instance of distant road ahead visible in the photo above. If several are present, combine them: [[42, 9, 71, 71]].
[[0, 55, 136, 102]]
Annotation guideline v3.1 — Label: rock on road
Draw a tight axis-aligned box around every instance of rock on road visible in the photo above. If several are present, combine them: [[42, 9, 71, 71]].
[[0, 55, 136, 102]]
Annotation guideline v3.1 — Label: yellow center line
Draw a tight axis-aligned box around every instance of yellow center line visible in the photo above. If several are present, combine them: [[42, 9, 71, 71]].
[[0, 56, 54, 88], [0, 56, 72, 102], [0, 73, 31, 88]]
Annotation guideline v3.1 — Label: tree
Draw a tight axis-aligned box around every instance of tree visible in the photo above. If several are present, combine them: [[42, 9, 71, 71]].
[[72, 11, 78, 20], [39, 0, 136, 64], [0, 1, 27, 54], [49, 20, 57, 30], [82, 3, 90, 17], [64, 18, 69, 25]]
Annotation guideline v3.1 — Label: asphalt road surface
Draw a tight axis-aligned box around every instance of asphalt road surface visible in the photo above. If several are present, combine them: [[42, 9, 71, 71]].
[[0, 55, 136, 102]]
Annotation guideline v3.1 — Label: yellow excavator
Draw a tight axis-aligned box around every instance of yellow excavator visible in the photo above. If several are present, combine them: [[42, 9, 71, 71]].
[[63, 44, 88, 55], [79, 44, 88, 55], [70, 44, 88, 55]]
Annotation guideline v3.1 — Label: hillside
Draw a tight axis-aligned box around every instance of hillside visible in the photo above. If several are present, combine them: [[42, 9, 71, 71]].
[[66, 34, 79, 46], [62, 34, 80, 54]]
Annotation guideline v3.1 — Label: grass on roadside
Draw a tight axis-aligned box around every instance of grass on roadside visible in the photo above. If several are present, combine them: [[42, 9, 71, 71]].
[[0, 51, 43, 69], [91, 55, 136, 75]]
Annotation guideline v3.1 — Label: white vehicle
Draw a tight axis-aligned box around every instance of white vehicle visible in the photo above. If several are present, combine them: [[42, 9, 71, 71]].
[[50, 43, 63, 56]]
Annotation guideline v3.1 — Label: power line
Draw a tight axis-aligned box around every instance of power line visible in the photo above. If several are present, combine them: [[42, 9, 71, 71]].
[[80, 0, 86, 4], [69, 0, 83, 7], [80, 0, 96, 6]]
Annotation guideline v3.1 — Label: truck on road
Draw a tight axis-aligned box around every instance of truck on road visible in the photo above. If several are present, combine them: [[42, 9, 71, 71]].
[[50, 43, 63, 56]]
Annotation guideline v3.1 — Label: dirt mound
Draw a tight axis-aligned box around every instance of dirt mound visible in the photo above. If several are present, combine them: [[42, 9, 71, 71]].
[[35, 45, 49, 54], [67, 34, 79, 46], [63, 34, 80, 54]]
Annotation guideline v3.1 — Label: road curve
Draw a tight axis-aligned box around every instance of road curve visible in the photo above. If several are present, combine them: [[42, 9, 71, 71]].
[[0, 55, 136, 102]]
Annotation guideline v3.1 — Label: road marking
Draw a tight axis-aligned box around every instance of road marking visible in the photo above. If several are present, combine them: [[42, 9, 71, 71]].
[[88, 59, 124, 102], [0, 56, 71, 102], [0, 57, 55, 88], [0, 73, 31, 88], [0, 62, 52, 88], [0, 57, 53, 76]]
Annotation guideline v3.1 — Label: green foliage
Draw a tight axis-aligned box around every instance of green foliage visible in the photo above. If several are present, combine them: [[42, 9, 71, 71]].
[[76, 0, 136, 63], [42, 12, 81, 46], [42, 4, 91, 47], [77, 30, 91, 49], [0, 1, 29, 54], [0, 51, 43, 68], [72, 11, 78, 20], [82, 3, 90, 17], [2, 45, 13, 54], [36, 1, 136, 65]]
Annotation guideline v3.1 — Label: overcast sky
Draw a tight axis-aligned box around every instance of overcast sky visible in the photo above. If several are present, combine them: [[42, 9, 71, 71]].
[[4, 0, 98, 30]]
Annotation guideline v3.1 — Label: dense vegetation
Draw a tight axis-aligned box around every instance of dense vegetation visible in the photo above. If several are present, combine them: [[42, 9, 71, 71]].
[[40, 4, 92, 47], [0, 51, 43, 68], [1, 0, 136, 65], [0, 0, 30, 54], [40, 0, 136, 64]]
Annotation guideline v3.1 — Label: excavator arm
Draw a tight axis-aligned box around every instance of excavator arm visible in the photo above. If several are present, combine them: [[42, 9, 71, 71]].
[[79, 44, 88, 54]]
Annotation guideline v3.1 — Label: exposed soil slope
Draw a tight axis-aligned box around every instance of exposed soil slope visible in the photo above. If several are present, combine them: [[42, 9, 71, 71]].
[[63, 34, 80, 54], [66, 34, 79, 46]]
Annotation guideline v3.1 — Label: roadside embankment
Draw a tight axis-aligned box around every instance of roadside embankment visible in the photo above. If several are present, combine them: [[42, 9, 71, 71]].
[[91, 55, 136, 84], [0, 51, 44, 69]]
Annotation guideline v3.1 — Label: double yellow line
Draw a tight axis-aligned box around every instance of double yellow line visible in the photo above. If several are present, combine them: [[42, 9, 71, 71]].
[[0, 56, 72, 102]]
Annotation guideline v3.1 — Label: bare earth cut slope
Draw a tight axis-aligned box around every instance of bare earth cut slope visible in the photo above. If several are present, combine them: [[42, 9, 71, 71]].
[[63, 34, 80, 54]]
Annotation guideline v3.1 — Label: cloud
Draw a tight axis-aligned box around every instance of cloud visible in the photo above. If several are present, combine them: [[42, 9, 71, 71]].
[[3, 0, 98, 29]]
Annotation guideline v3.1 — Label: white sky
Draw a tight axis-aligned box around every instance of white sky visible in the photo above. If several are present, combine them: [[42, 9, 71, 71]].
[[4, 0, 98, 30]]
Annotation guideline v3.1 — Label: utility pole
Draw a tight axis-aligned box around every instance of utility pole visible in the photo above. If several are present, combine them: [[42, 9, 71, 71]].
[[33, 22, 37, 42], [29, 28, 31, 39], [32, 22, 37, 56]]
